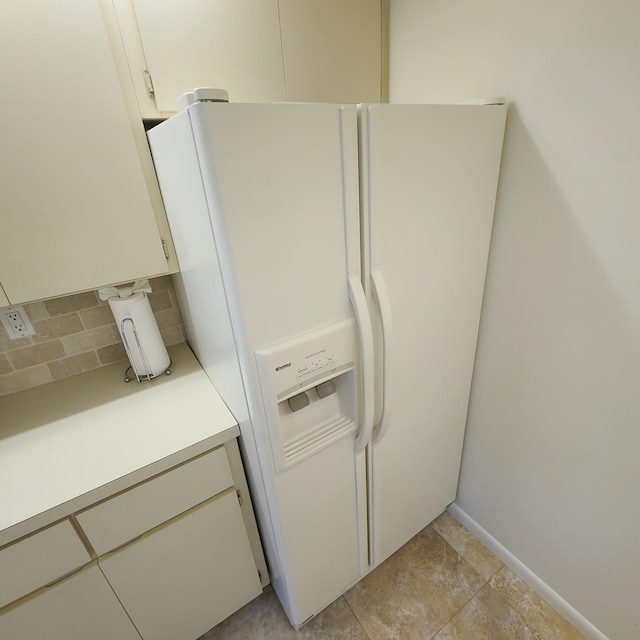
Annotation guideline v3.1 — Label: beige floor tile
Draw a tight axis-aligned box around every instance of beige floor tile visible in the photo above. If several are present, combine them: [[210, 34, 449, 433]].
[[201, 586, 368, 640], [344, 525, 486, 640], [490, 567, 586, 640], [432, 511, 504, 581], [433, 584, 541, 640]]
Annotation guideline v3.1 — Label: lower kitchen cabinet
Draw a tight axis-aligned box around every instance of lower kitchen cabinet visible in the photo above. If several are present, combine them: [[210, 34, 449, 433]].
[[0, 441, 266, 640], [0, 563, 141, 640], [99, 490, 262, 640], [0, 519, 90, 610]]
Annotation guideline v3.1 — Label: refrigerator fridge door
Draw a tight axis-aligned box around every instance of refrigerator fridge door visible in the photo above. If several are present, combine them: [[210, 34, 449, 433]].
[[360, 104, 507, 566]]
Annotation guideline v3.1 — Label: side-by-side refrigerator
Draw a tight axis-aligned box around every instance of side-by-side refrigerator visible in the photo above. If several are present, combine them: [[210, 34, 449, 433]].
[[147, 95, 506, 629]]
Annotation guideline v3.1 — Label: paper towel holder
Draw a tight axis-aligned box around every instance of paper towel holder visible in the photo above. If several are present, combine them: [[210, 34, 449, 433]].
[[98, 280, 172, 384], [121, 318, 172, 383]]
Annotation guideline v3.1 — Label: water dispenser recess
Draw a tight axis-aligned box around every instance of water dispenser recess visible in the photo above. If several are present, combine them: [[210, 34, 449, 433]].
[[255, 318, 358, 473]]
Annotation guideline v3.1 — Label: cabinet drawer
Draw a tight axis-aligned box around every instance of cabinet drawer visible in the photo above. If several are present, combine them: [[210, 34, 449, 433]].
[[76, 447, 233, 555], [0, 520, 90, 609]]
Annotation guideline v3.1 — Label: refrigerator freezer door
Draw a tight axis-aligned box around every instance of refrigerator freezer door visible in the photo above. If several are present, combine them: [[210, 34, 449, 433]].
[[361, 104, 507, 566], [188, 102, 358, 350], [159, 102, 363, 627]]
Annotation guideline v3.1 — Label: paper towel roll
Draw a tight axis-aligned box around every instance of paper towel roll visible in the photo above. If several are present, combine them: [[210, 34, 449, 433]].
[[107, 292, 170, 380]]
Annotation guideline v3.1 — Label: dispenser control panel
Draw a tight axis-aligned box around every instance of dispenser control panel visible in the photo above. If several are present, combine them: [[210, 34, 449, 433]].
[[255, 318, 356, 402], [294, 352, 338, 381], [254, 317, 358, 472]]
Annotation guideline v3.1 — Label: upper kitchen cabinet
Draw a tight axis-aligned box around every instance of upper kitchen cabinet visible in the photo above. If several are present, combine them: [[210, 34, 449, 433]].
[[110, 0, 385, 117], [0, 0, 176, 306], [112, 0, 286, 116], [0, 288, 9, 310]]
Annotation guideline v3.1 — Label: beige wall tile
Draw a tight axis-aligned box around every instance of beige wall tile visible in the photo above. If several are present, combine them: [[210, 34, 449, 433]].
[[45, 291, 99, 316], [0, 365, 53, 396], [154, 307, 183, 330], [161, 325, 186, 347], [32, 313, 84, 342], [0, 330, 32, 352], [0, 353, 13, 375], [1, 276, 184, 396], [48, 352, 99, 380], [97, 343, 128, 365], [23, 301, 49, 322], [62, 326, 116, 355], [150, 275, 172, 292], [81, 305, 116, 329], [9, 340, 65, 370], [148, 290, 172, 312]]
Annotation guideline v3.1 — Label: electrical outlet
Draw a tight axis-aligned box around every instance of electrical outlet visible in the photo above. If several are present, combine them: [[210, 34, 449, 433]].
[[0, 306, 36, 339]]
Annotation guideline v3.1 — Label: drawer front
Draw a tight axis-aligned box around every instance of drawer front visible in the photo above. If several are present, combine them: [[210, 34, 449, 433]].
[[0, 520, 90, 609], [76, 447, 233, 555]]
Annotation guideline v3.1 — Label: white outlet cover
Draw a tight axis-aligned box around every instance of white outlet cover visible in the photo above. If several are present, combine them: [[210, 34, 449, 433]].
[[0, 306, 36, 339]]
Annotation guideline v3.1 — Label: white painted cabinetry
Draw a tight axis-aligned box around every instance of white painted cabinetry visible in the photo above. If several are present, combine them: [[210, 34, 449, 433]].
[[112, 0, 286, 116], [0, 520, 90, 610], [0, 444, 263, 640], [109, 0, 384, 117], [99, 492, 261, 640], [0, 564, 142, 640], [0, 0, 175, 306], [0, 289, 9, 310]]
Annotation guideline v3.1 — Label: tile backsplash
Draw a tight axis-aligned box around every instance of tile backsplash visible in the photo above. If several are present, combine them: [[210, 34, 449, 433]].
[[0, 276, 185, 397]]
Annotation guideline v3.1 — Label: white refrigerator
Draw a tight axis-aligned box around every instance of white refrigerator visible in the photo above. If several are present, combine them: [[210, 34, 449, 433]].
[[147, 96, 506, 628]]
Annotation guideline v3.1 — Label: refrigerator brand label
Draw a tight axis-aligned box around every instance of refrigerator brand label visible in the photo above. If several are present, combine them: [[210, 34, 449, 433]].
[[275, 362, 291, 372]]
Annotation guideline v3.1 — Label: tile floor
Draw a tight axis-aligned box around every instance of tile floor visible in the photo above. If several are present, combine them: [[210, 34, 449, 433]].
[[201, 511, 586, 640]]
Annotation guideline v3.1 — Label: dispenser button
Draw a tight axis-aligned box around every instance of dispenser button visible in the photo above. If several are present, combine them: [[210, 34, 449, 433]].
[[316, 380, 336, 398], [288, 392, 310, 412]]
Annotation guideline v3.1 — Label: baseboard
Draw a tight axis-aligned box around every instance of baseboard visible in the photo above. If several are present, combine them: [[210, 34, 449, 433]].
[[447, 503, 609, 640]]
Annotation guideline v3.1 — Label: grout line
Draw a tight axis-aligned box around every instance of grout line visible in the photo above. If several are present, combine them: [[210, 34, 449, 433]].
[[428, 527, 492, 638], [341, 594, 372, 640], [486, 581, 546, 640]]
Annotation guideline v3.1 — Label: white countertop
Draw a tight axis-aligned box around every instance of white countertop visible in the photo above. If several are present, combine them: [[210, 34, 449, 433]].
[[0, 343, 239, 546]]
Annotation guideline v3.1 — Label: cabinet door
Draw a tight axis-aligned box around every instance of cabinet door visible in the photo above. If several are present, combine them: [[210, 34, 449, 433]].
[[121, 0, 286, 114], [0, 287, 9, 309], [278, 0, 383, 103], [99, 491, 262, 640], [0, 0, 169, 304], [0, 564, 141, 640], [77, 446, 233, 555]]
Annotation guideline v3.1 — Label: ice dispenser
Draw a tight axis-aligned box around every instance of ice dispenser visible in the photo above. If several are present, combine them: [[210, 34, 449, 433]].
[[255, 318, 358, 473]]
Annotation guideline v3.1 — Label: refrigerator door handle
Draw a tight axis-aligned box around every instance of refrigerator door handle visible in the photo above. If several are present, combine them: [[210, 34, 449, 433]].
[[371, 266, 393, 445], [348, 272, 375, 453]]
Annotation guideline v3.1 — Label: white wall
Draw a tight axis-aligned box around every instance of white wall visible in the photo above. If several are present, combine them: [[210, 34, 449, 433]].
[[389, 2, 640, 639]]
